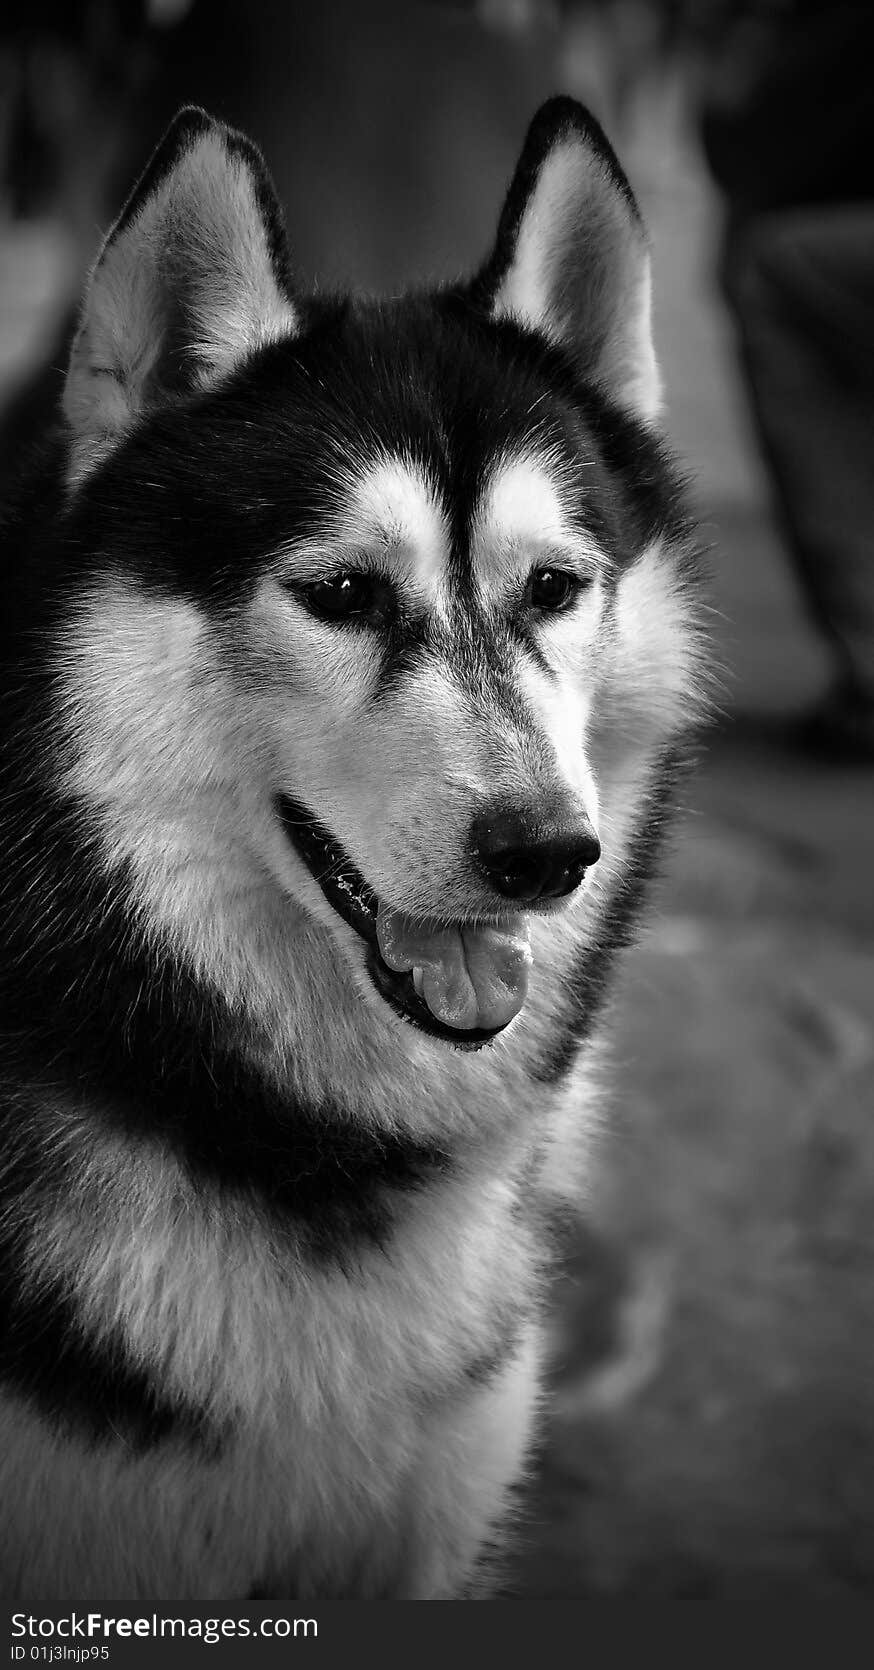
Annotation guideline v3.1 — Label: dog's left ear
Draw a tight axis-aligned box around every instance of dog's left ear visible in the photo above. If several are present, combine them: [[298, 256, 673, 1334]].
[[63, 107, 296, 486], [473, 98, 661, 423]]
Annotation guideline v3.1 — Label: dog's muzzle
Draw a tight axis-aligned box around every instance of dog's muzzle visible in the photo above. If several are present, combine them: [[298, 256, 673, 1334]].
[[277, 796, 533, 1049]]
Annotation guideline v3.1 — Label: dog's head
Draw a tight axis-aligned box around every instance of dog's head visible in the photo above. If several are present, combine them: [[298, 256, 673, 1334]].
[[57, 102, 700, 1051]]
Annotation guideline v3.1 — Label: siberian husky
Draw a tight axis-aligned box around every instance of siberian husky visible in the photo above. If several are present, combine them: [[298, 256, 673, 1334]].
[[0, 98, 703, 1599]]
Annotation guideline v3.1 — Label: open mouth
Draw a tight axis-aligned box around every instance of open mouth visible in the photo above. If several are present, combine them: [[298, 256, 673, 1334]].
[[277, 796, 530, 1049]]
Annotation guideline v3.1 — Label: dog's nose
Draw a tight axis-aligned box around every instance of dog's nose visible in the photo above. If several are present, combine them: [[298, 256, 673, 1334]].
[[470, 803, 601, 904]]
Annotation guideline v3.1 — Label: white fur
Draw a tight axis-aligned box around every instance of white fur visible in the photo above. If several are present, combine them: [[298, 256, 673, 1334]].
[[340, 454, 450, 606], [471, 451, 605, 604], [492, 138, 662, 422], [64, 128, 296, 488], [275, 456, 449, 600]]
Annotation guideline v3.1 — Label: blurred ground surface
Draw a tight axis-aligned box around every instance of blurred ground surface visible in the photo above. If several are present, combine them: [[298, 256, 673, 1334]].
[[0, 21, 871, 1596], [512, 704, 874, 1596]]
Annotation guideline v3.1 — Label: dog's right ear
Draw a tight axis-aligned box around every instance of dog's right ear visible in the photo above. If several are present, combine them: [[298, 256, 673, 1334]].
[[63, 107, 296, 488]]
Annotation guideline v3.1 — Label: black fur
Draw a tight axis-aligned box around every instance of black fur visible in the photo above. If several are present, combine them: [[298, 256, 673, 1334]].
[[0, 1111, 217, 1449], [57, 290, 688, 633], [0, 1261, 216, 1451]]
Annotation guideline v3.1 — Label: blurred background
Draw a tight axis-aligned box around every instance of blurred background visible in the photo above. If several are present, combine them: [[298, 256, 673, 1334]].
[[2, 0, 873, 1597]]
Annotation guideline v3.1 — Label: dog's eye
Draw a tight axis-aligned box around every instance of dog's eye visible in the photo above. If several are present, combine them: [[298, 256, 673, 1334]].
[[526, 567, 585, 613], [301, 571, 386, 624]]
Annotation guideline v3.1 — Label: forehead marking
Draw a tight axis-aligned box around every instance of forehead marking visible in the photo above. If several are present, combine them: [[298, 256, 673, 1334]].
[[480, 455, 571, 549], [469, 454, 601, 603], [338, 456, 449, 602]]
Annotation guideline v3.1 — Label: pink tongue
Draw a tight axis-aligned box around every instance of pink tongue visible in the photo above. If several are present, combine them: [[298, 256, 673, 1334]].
[[376, 905, 531, 1032]]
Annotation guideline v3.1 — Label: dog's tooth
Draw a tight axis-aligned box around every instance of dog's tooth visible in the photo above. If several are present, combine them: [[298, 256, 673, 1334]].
[[412, 966, 425, 998]]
